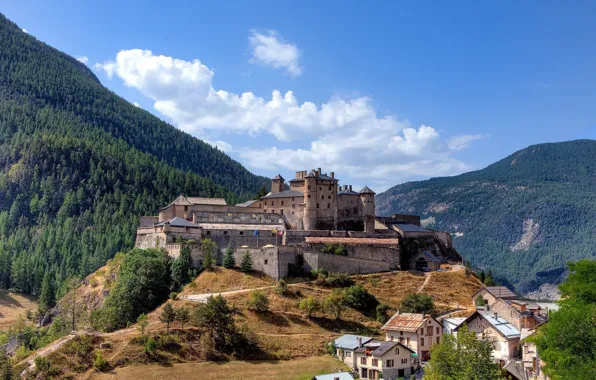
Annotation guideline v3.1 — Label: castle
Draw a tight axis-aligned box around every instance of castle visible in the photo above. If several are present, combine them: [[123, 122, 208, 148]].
[[136, 167, 462, 279]]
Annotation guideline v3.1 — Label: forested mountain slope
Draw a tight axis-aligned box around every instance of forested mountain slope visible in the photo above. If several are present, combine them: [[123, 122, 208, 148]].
[[376, 140, 596, 294], [0, 14, 268, 295]]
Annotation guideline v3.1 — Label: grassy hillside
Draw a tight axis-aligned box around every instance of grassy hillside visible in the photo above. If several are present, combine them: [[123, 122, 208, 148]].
[[0, 13, 269, 296], [17, 267, 482, 379], [0, 291, 37, 330], [376, 140, 596, 294]]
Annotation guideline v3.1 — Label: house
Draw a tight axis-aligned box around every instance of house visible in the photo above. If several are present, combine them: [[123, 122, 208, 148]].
[[382, 312, 443, 362], [409, 251, 441, 271], [489, 298, 547, 331], [334, 334, 374, 369], [354, 340, 415, 380], [473, 286, 517, 307], [520, 322, 550, 380], [442, 317, 466, 336], [314, 372, 355, 380], [455, 309, 521, 363]]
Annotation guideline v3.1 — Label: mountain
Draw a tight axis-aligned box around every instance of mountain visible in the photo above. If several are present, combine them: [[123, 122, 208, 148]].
[[0, 14, 268, 295], [376, 140, 596, 294]]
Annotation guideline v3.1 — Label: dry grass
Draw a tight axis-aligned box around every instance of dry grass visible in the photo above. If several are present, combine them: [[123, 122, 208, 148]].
[[180, 267, 276, 295], [423, 270, 484, 311], [353, 271, 426, 308], [90, 355, 349, 380], [0, 290, 38, 329]]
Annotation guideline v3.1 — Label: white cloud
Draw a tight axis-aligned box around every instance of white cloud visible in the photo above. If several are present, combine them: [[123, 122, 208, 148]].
[[76, 56, 89, 64], [22, 28, 28, 34], [95, 49, 480, 188], [447, 134, 487, 151], [249, 30, 302, 77]]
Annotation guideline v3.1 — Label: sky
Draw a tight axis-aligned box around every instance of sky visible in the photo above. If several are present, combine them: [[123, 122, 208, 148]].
[[3, 1, 596, 192]]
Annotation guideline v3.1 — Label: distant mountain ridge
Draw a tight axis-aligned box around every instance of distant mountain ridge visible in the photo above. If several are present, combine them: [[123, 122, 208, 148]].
[[376, 139, 596, 294], [0, 14, 268, 295]]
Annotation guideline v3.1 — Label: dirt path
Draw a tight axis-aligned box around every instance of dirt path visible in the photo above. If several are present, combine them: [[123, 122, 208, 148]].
[[19, 333, 79, 377], [417, 273, 432, 293], [183, 285, 276, 302]]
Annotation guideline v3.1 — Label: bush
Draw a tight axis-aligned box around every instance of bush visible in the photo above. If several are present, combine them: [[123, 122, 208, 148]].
[[93, 350, 110, 372], [222, 245, 235, 268], [137, 313, 148, 336], [247, 291, 269, 313], [299, 297, 320, 317], [376, 304, 390, 323], [320, 243, 347, 256], [324, 290, 347, 320], [475, 295, 486, 307], [156, 334, 181, 351], [175, 307, 190, 330], [276, 279, 290, 296], [315, 272, 354, 288], [144, 337, 157, 357], [326, 341, 336, 356], [399, 293, 434, 314], [344, 285, 379, 312], [201, 239, 217, 271], [169, 291, 178, 300], [160, 302, 176, 333], [34, 356, 51, 373]]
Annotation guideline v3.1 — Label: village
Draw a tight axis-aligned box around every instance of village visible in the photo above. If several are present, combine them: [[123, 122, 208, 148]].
[[132, 168, 553, 380]]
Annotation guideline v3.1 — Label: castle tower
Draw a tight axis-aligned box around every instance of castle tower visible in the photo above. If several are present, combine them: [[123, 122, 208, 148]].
[[303, 171, 318, 230], [359, 185, 376, 233], [271, 174, 285, 194]]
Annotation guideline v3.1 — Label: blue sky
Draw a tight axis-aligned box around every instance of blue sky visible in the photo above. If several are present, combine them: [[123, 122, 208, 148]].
[[4, 1, 596, 191]]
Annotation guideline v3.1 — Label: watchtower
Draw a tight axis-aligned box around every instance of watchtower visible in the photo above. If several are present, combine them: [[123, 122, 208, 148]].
[[271, 174, 285, 194], [359, 185, 376, 233]]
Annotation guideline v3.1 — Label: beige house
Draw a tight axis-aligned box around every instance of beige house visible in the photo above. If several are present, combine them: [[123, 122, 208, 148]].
[[521, 323, 550, 380], [354, 340, 415, 380], [456, 309, 521, 363], [472, 286, 517, 307], [382, 312, 443, 362]]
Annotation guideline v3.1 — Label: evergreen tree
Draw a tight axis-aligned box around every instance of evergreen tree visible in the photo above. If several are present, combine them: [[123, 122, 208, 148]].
[[160, 302, 176, 333], [171, 245, 192, 289], [222, 245, 235, 268], [240, 250, 253, 272], [399, 293, 434, 314], [201, 239, 217, 271], [175, 307, 190, 330], [38, 272, 56, 316]]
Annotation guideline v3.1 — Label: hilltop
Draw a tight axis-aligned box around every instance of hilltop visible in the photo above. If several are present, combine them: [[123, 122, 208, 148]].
[[0, 13, 269, 297], [376, 139, 596, 295]]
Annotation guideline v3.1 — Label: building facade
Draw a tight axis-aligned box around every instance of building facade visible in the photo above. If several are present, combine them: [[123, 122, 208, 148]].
[[382, 312, 443, 362]]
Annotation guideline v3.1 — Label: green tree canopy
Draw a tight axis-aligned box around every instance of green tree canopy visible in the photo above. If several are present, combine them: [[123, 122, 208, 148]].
[[399, 293, 434, 314]]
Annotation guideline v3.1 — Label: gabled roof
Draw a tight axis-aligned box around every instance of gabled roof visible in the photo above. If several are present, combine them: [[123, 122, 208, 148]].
[[155, 217, 200, 228], [354, 340, 414, 356], [272, 174, 285, 181], [186, 197, 227, 206], [305, 237, 400, 246], [382, 312, 436, 332], [261, 189, 304, 199], [410, 250, 441, 263], [456, 310, 521, 340], [359, 185, 375, 194], [302, 170, 339, 181], [473, 286, 517, 300], [235, 200, 259, 207], [334, 334, 373, 350], [338, 189, 359, 195]]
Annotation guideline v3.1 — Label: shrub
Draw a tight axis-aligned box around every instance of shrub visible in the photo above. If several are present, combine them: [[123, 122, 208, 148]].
[[326, 341, 336, 356], [344, 285, 379, 312], [475, 295, 486, 307], [34, 356, 51, 373], [247, 291, 269, 313], [156, 334, 180, 351], [299, 297, 320, 317], [93, 350, 110, 372], [136, 313, 148, 336], [201, 239, 217, 271], [169, 291, 178, 300], [376, 304, 391, 323], [144, 338, 157, 357], [175, 307, 190, 330], [316, 272, 354, 288], [240, 250, 253, 272], [275, 279, 290, 296], [399, 293, 434, 314]]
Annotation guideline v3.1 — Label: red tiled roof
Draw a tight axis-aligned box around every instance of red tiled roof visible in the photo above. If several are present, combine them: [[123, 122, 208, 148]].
[[305, 237, 399, 246], [381, 313, 429, 332]]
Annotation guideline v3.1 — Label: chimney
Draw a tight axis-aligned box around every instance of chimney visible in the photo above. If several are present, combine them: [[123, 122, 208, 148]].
[[349, 185, 352, 191], [494, 312, 498, 320], [520, 303, 527, 313], [330, 172, 335, 178], [317, 167, 321, 176], [357, 337, 362, 347]]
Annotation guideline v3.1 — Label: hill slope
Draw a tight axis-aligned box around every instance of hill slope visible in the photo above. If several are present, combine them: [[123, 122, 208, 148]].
[[0, 14, 268, 296], [376, 140, 596, 294]]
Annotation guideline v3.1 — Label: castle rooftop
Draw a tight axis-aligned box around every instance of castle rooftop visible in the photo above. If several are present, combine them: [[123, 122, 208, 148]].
[[261, 189, 304, 199]]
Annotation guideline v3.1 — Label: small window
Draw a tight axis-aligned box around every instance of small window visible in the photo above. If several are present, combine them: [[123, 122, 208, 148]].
[[400, 331, 403, 336], [317, 204, 320, 209], [292, 197, 295, 201], [327, 203, 330, 209], [328, 195, 331, 199], [360, 357, 366, 365], [264, 209, 267, 213], [329, 186, 332, 191], [386, 359, 394, 368], [308, 194, 311, 198], [308, 185, 311, 190], [240, 231, 244, 235], [272, 201, 275, 206], [223, 231, 228, 235], [280, 209, 284, 215], [372, 359, 378, 367], [346, 351, 351, 357], [395, 348, 399, 354], [292, 204, 295, 209], [271, 210, 274, 213], [319, 187, 322, 191], [281, 201, 284, 206], [264, 201, 267, 206], [421, 338, 425, 346], [436, 327, 440, 335], [321, 195, 324, 199], [436, 336, 440, 344], [264, 260, 268, 265], [401, 358, 408, 364], [206, 231, 211, 235]]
